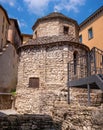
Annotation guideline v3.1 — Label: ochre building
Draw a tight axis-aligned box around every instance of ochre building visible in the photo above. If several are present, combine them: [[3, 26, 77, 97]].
[[79, 6, 103, 50], [8, 18, 22, 49], [0, 5, 10, 50]]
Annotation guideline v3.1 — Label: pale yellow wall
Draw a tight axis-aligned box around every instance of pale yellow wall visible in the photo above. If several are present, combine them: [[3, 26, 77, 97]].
[[0, 8, 9, 49], [22, 35, 32, 44], [79, 14, 103, 50]]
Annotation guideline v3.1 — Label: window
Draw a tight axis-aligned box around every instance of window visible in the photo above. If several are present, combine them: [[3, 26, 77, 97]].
[[35, 31, 37, 38], [2, 24, 4, 33], [64, 26, 69, 35], [3, 16, 5, 23], [79, 35, 82, 43], [2, 16, 5, 33], [88, 28, 93, 40], [0, 39, 3, 50], [29, 77, 39, 88], [73, 51, 78, 75]]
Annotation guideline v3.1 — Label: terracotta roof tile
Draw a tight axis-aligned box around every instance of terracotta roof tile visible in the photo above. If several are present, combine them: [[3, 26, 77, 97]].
[[21, 35, 77, 47]]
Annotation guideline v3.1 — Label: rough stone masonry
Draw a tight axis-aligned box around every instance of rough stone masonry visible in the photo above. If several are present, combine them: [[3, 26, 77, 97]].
[[15, 12, 89, 114]]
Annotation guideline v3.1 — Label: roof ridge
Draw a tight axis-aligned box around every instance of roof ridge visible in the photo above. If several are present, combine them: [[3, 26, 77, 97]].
[[80, 6, 103, 28]]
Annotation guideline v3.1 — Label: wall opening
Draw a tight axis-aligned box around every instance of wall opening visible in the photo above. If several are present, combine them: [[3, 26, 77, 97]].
[[73, 51, 78, 75], [63, 26, 69, 35], [29, 77, 39, 88]]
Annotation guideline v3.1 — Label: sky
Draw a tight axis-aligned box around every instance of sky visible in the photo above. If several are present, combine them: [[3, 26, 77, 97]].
[[0, 0, 103, 34]]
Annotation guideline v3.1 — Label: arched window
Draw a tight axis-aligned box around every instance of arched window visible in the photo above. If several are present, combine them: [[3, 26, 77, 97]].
[[73, 51, 78, 75]]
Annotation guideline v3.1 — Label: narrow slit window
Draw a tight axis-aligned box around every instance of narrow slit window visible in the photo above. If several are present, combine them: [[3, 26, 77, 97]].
[[73, 51, 78, 75], [88, 28, 93, 40], [79, 35, 82, 43], [35, 31, 37, 38]]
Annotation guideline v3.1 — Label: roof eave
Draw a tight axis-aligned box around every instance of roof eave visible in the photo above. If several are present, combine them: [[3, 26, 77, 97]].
[[80, 6, 103, 28]]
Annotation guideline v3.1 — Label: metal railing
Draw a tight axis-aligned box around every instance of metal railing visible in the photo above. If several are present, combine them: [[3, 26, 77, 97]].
[[68, 55, 88, 81], [90, 47, 103, 75], [68, 47, 103, 81]]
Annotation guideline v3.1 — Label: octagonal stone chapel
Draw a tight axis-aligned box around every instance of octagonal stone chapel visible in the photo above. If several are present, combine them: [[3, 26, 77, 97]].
[[15, 12, 89, 114]]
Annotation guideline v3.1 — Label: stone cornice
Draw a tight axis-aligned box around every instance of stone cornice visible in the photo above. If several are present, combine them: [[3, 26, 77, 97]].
[[18, 35, 90, 52]]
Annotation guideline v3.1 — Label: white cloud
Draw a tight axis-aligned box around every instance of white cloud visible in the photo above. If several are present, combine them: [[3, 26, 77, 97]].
[[0, 0, 16, 7], [17, 6, 23, 12], [23, 0, 51, 15], [18, 19, 27, 28], [23, 0, 86, 15], [54, 0, 86, 13]]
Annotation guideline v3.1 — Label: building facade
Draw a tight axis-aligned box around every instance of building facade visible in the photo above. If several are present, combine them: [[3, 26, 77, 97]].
[[22, 33, 32, 44], [32, 12, 79, 41], [0, 42, 18, 93], [0, 5, 10, 51], [79, 6, 103, 50], [8, 18, 22, 49], [15, 12, 89, 114], [0, 6, 20, 93]]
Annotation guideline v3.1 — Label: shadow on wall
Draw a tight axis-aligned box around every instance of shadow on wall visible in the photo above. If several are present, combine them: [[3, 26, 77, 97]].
[[0, 43, 18, 93], [0, 113, 62, 130]]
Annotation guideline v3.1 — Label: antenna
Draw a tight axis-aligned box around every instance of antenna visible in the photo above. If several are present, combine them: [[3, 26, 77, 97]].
[[54, 7, 58, 12]]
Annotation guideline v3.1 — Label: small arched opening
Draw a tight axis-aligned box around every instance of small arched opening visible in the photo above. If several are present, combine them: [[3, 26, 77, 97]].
[[73, 51, 78, 75]]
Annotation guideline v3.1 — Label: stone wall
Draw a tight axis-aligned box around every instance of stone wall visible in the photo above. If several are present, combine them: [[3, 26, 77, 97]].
[[0, 105, 103, 130], [70, 87, 103, 106], [33, 19, 79, 42], [0, 114, 55, 130], [15, 43, 88, 114], [52, 104, 103, 130]]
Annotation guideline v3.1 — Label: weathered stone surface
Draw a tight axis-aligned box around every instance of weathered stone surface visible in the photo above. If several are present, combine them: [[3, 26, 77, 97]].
[[32, 12, 79, 41], [70, 87, 103, 106], [52, 104, 103, 130], [0, 105, 103, 130], [15, 12, 103, 129], [0, 114, 55, 130], [15, 43, 88, 114]]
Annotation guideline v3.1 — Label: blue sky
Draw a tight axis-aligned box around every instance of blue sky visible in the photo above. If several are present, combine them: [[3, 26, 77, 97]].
[[0, 0, 103, 34]]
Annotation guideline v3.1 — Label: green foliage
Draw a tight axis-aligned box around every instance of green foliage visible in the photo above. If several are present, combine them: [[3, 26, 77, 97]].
[[11, 89, 16, 96]]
